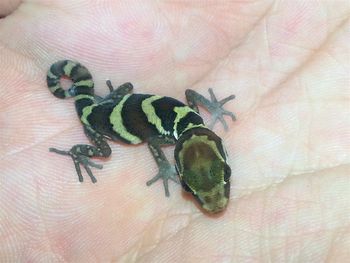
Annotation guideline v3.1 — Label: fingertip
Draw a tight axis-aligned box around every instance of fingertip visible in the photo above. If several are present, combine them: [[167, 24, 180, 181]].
[[0, 0, 22, 18]]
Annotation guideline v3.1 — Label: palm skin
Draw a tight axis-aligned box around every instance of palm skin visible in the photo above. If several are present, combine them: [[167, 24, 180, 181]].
[[0, 1, 349, 262]]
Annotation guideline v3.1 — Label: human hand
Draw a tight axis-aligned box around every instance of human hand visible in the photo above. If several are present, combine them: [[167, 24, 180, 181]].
[[1, 1, 349, 261]]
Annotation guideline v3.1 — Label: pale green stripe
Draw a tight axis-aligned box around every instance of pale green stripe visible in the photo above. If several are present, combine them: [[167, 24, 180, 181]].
[[63, 61, 76, 76], [74, 94, 94, 101], [173, 106, 197, 139], [74, 79, 93, 88], [183, 123, 206, 134], [81, 104, 97, 125], [49, 84, 60, 92], [110, 95, 142, 144], [77, 94, 95, 125], [141, 96, 170, 136], [47, 70, 57, 79]]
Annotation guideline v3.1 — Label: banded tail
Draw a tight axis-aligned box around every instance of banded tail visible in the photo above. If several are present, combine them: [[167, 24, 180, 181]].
[[47, 60, 95, 99]]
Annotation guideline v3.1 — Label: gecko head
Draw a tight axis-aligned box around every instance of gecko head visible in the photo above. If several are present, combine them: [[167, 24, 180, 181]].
[[175, 127, 231, 214]]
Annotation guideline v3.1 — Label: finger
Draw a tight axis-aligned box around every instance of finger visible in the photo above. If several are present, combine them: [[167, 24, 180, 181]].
[[0, 0, 21, 17]]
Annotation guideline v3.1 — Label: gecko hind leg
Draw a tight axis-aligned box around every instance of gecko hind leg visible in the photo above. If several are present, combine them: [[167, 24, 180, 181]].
[[49, 147, 103, 183], [104, 80, 133, 99], [49, 127, 111, 183]]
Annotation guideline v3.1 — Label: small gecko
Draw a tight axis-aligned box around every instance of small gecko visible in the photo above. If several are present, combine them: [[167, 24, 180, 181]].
[[47, 60, 236, 213]]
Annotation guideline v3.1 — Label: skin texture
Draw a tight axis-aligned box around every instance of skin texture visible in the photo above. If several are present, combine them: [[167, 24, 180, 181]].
[[0, 1, 349, 262]]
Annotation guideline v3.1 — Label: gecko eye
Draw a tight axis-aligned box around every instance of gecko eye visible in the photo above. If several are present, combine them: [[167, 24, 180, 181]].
[[181, 180, 193, 193], [224, 164, 231, 182]]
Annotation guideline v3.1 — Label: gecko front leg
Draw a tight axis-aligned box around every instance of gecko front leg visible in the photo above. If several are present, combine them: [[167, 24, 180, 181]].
[[146, 136, 179, 197], [185, 88, 236, 130]]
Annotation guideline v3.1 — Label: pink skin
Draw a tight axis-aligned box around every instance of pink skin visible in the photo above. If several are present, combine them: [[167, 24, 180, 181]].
[[0, 1, 349, 261]]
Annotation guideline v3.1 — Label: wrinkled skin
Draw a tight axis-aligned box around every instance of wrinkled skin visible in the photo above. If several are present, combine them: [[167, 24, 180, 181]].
[[0, 1, 349, 262]]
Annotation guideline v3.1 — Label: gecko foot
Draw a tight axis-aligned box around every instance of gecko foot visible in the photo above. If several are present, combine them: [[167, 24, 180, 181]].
[[146, 162, 179, 197], [49, 147, 102, 183], [206, 88, 236, 130]]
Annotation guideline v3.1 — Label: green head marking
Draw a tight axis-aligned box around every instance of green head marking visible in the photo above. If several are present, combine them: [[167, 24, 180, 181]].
[[175, 127, 231, 213]]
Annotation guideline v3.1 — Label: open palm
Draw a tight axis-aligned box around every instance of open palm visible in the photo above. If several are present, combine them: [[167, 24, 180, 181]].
[[1, 1, 349, 261]]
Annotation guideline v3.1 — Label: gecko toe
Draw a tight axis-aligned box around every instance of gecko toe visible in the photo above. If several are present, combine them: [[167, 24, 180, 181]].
[[146, 164, 179, 197]]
